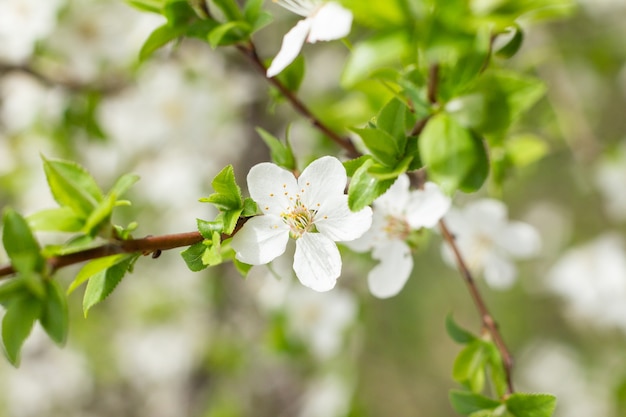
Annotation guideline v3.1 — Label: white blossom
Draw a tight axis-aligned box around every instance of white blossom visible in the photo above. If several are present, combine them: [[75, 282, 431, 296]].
[[231, 156, 372, 292], [348, 175, 451, 298], [547, 234, 626, 330], [267, 0, 353, 77], [441, 199, 541, 289]]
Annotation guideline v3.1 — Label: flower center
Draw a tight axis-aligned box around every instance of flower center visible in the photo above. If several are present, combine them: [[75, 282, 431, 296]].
[[384, 215, 411, 240], [282, 199, 316, 239]]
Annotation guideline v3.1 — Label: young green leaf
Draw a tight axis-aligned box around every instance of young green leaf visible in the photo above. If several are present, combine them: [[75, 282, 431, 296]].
[[377, 98, 408, 146], [2, 295, 42, 366], [69, 253, 133, 294], [352, 127, 402, 167], [453, 340, 489, 393], [212, 0, 243, 21], [181, 242, 209, 272], [83, 256, 135, 316], [256, 127, 296, 170], [505, 393, 557, 417], [2, 208, 44, 275], [163, 0, 197, 26], [221, 209, 243, 235], [197, 218, 224, 239], [208, 21, 251, 48], [139, 24, 187, 61], [419, 113, 489, 194], [348, 159, 395, 211], [446, 314, 477, 344], [449, 390, 501, 415], [42, 157, 103, 219], [242, 198, 258, 217], [495, 25, 524, 59], [202, 232, 222, 266], [0, 279, 27, 308], [200, 165, 243, 211], [40, 280, 69, 346], [27, 207, 84, 233], [274, 55, 305, 92]]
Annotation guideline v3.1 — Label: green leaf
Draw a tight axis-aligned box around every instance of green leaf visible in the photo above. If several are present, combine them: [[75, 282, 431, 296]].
[[163, 0, 197, 26], [139, 24, 186, 61], [343, 155, 372, 177], [208, 21, 250, 47], [108, 174, 140, 199], [125, 0, 163, 13], [2, 208, 44, 275], [256, 127, 296, 170], [377, 98, 408, 146], [453, 340, 489, 393], [446, 314, 477, 344], [449, 390, 502, 415], [82, 193, 116, 237], [352, 127, 401, 167], [496, 25, 524, 59], [68, 253, 132, 294], [200, 165, 243, 211], [42, 157, 103, 219], [197, 218, 224, 239], [40, 280, 69, 346], [212, 0, 243, 21], [419, 113, 489, 194], [505, 134, 549, 167], [348, 159, 394, 211], [367, 155, 413, 180], [181, 242, 209, 272], [83, 256, 135, 316], [202, 232, 222, 266], [233, 258, 252, 276], [242, 198, 258, 217], [2, 295, 41, 366], [0, 279, 27, 308], [221, 209, 243, 235], [505, 393, 557, 417], [472, 71, 545, 137], [27, 207, 84, 232]]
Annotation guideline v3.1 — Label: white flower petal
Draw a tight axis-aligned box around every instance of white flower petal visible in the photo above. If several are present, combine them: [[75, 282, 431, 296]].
[[231, 216, 289, 264], [247, 162, 299, 216], [464, 199, 507, 235], [266, 17, 312, 78], [293, 233, 341, 292], [307, 2, 353, 43], [483, 253, 517, 290], [368, 240, 413, 298], [373, 174, 411, 217], [496, 221, 542, 259], [406, 181, 451, 229], [343, 212, 387, 252], [298, 156, 347, 210], [316, 195, 372, 241]]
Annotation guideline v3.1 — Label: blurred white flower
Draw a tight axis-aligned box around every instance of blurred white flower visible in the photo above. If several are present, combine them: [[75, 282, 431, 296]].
[[46, 0, 164, 81], [547, 234, 626, 330], [267, 0, 353, 77], [0, 72, 66, 134], [285, 285, 357, 359], [299, 372, 354, 417], [519, 342, 611, 417], [348, 175, 451, 298], [441, 199, 541, 289], [231, 156, 372, 292], [595, 143, 626, 222], [0, 0, 63, 63]]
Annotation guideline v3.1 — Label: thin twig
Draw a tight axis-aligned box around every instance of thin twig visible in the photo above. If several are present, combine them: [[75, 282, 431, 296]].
[[438, 220, 515, 395], [235, 43, 360, 158]]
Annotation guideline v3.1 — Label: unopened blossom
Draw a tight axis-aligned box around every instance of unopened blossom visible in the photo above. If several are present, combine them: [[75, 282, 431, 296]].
[[348, 175, 451, 298], [231, 156, 372, 292], [441, 199, 541, 289], [267, 0, 353, 77]]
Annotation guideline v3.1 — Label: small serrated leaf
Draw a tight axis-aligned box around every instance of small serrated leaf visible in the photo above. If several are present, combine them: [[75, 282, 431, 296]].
[[42, 157, 103, 219], [256, 127, 296, 170], [197, 218, 223, 239], [181, 242, 209, 272], [449, 390, 501, 415], [27, 207, 84, 232], [2, 208, 44, 275], [83, 256, 135, 316], [505, 393, 557, 417], [69, 254, 132, 294], [352, 127, 401, 167], [200, 165, 243, 211]]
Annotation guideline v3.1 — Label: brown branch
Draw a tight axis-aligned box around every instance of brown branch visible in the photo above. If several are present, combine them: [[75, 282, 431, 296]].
[[235, 43, 360, 158], [439, 219, 515, 395]]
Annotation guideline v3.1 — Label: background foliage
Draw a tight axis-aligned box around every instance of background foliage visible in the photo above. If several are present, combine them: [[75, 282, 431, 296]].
[[0, 0, 625, 416]]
